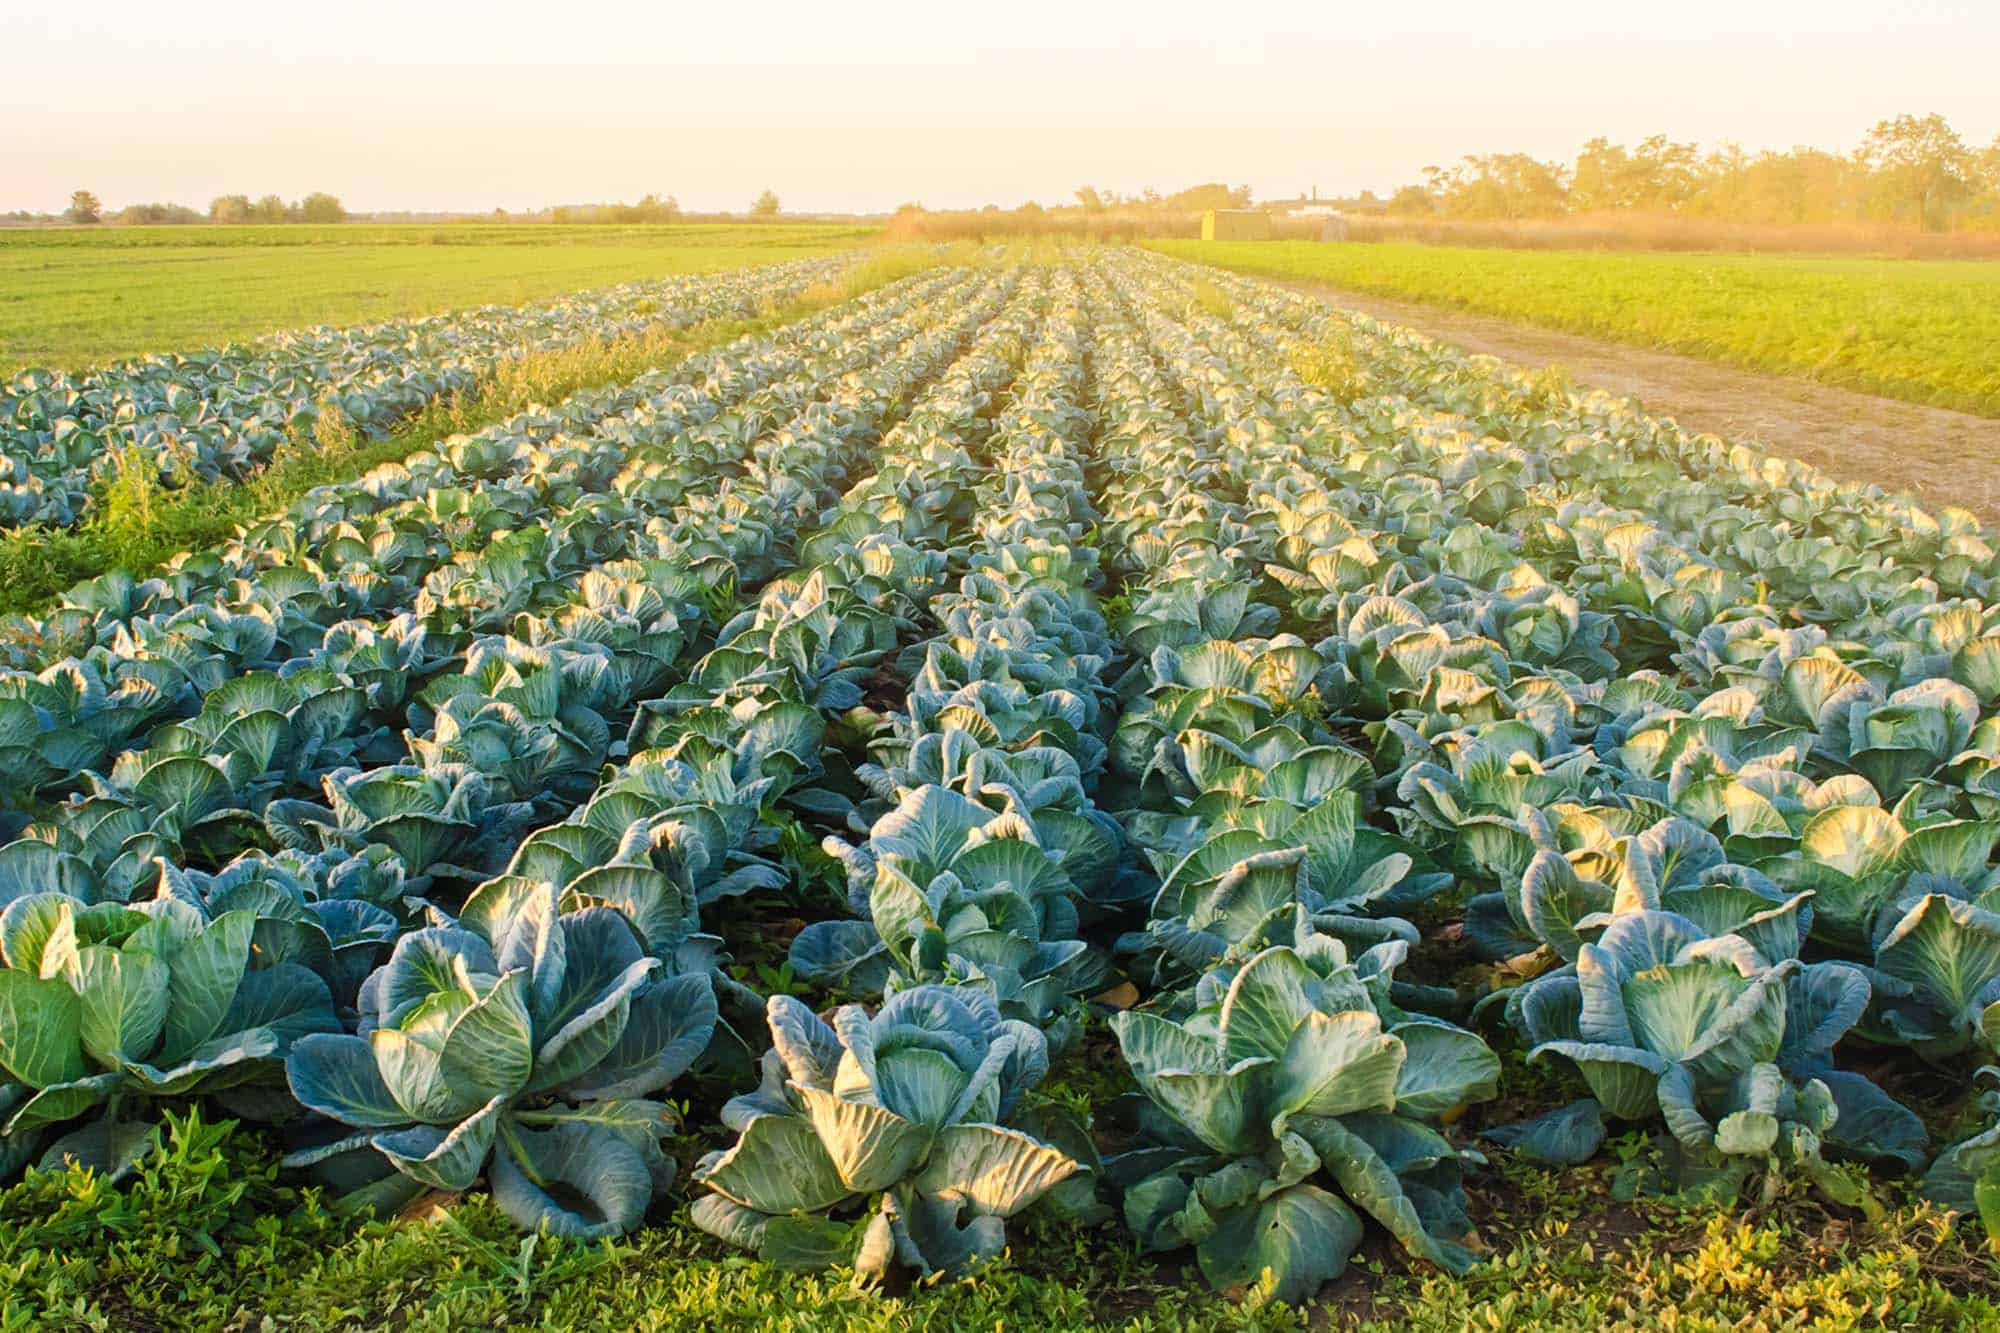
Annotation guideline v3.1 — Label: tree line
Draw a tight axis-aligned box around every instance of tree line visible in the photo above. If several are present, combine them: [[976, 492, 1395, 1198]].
[[546, 191, 780, 223], [1071, 183, 1252, 213], [41, 110, 1999, 234], [48, 189, 785, 226], [1386, 113, 2000, 232], [881, 184, 1256, 243], [60, 191, 348, 225]]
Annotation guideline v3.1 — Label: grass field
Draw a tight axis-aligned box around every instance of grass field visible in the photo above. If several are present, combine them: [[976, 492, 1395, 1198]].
[[5, 1109, 1992, 1331], [1151, 238, 2000, 418], [0, 223, 878, 371]]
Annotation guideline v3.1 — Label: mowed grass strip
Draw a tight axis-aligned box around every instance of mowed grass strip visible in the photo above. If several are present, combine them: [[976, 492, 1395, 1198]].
[[0, 246, 940, 619], [0, 222, 878, 372], [1150, 238, 2000, 418]]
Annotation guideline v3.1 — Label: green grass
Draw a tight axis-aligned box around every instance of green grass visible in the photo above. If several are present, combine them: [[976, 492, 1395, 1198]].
[[0, 223, 878, 372], [4, 1110, 1993, 1331], [0, 246, 942, 621], [1150, 239, 2000, 418]]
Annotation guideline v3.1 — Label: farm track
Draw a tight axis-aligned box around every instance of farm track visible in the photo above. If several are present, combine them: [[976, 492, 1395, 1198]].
[[1284, 280, 2000, 525]]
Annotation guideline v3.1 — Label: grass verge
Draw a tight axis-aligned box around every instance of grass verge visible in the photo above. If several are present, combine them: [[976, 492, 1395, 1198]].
[[0, 246, 943, 620], [1152, 238, 2000, 419]]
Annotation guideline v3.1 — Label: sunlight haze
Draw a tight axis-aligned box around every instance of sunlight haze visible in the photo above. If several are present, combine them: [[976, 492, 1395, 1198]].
[[8, 0, 2000, 1320], [5, 0, 1997, 211]]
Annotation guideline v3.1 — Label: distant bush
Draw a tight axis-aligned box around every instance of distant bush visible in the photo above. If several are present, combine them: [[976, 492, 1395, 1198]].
[[298, 192, 347, 223], [193, 192, 348, 224], [549, 194, 685, 224], [116, 201, 205, 225]]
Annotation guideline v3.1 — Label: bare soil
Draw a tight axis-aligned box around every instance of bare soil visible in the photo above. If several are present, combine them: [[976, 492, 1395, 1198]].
[[1289, 283, 2000, 527]]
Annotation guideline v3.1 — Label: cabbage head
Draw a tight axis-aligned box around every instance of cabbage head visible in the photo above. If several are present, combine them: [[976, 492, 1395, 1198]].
[[285, 885, 715, 1238], [0, 894, 336, 1179], [692, 986, 1075, 1286], [1110, 915, 1496, 1304]]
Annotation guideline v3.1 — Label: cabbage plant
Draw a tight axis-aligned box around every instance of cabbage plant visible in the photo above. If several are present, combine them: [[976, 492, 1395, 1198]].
[[159, 848, 404, 1010], [692, 987, 1075, 1283], [1120, 788, 1433, 984], [0, 895, 337, 1178], [1466, 812, 1811, 966], [789, 785, 1103, 1028], [266, 762, 538, 894], [285, 886, 715, 1238], [1110, 916, 1496, 1303], [1514, 911, 1922, 1200], [1867, 892, 2000, 1054]]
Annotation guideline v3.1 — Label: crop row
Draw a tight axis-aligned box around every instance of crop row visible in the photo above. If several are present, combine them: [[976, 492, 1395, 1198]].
[[0, 264, 978, 810], [0, 254, 853, 529], [0, 251, 1997, 1308], [0, 259, 1052, 1208]]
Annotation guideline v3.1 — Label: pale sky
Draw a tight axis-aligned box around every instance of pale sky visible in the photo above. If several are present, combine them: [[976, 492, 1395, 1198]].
[[4, 0, 1996, 214]]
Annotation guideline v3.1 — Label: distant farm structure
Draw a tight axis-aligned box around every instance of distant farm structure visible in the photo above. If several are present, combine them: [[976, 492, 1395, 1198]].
[[1200, 209, 1272, 241]]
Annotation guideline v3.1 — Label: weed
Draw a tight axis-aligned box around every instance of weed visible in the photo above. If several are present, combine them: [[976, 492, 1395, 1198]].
[[1290, 331, 1372, 401], [1186, 278, 1235, 323]]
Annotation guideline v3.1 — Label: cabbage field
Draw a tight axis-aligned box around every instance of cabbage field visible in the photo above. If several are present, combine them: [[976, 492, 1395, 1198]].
[[2, 249, 1998, 1326], [0, 255, 850, 528]]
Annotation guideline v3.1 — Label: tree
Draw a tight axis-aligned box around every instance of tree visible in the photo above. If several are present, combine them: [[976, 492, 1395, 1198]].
[[1569, 137, 1630, 212], [1074, 186, 1108, 213], [1363, 111, 1992, 232], [1862, 112, 1973, 230], [1162, 183, 1252, 212], [65, 190, 102, 224], [1386, 184, 1435, 217], [602, 194, 681, 223], [117, 202, 201, 225], [298, 192, 346, 223], [750, 189, 780, 217], [1707, 146, 1858, 224], [1431, 154, 1569, 220], [253, 194, 289, 223], [1568, 135, 1699, 213], [209, 194, 253, 224]]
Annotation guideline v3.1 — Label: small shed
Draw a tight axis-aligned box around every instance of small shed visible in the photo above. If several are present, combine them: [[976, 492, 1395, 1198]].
[[1200, 209, 1272, 242]]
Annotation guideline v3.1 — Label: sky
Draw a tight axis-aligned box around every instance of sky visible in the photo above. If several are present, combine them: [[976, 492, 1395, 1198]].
[[4, 0, 1997, 215]]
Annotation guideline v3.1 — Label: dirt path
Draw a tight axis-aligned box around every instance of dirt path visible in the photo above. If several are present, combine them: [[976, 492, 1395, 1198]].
[[1286, 282, 2000, 527]]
